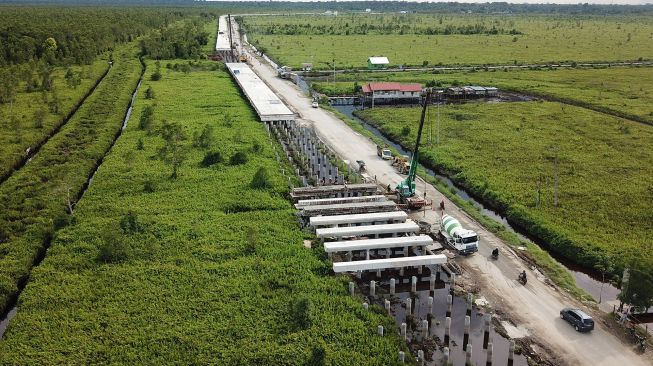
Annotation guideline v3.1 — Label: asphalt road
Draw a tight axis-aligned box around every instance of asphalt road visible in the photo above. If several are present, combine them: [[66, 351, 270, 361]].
[[231, 19, 651, 366]]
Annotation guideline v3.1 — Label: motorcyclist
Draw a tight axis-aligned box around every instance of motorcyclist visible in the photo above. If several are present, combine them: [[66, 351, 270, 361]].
[[519, 270, 527, 283]]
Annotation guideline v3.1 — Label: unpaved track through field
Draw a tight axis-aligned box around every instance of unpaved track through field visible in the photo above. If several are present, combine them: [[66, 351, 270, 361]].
[[229, 18, 651, 366]]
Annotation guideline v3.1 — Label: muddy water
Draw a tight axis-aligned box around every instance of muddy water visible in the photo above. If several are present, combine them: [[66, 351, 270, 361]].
[[358, 267, 528, 365], [332, 104, 620, 305], [0, 307, 16, 339]]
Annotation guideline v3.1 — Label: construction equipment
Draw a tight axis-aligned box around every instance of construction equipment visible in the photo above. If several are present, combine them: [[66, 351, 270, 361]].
[[392, 155, 410, 174], [377, 145, 392, 160], [395, 92, 431, 209], [439, 214, 479, 255]]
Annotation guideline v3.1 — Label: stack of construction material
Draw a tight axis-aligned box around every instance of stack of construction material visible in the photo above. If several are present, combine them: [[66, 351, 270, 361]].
[[292, 186, 447, 274]]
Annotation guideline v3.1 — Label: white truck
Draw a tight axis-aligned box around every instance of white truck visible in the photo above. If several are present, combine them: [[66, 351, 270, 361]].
[[277, 65, 292, 79], [377, 145, 392, 160], [439, 214, 479, 255]]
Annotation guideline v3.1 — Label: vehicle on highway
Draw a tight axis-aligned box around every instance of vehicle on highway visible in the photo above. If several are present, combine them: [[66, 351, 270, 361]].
[[518, 270, 528, 285], [440, 214, 479, 254], [356, 160, 366, 173], [491, 247, 499, 260], [560, 308, 594, 332], [376, 145, 392, 160], [311, 101, 319, 108]]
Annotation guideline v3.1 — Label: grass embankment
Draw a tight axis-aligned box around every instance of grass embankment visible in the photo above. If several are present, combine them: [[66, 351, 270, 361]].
[[0, 44, 143, 317], [313, 66, 653, 125], [352, 102, 653, 284], [0, 63, 408, 364], [323, 104, 593, 300], [245, 14, 653, 68], [0, 59, 111, 181]]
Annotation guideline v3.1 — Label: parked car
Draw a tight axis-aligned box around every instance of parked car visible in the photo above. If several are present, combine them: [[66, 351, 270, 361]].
[[560, 308, 594, 332], [311, 101, 319, 108]]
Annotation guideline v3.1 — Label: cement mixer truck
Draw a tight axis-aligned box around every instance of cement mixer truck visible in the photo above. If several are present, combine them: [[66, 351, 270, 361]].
[[439, 214, 479, 255]]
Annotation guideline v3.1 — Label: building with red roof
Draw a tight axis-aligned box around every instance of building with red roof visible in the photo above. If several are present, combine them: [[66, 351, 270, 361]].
[[361, 82, 423, 106]]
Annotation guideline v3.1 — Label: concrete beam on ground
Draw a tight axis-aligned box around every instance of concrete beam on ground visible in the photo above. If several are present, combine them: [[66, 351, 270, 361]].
[[296, 195, 387, 208], [299, 201, 397, 217], [332, 255, 447, 272], [316, 221, 419, 239], [290, 183, 378, 201], [324, 235, 433, 253], [309, 211, 408, 227], [225, 63, 295, 122]]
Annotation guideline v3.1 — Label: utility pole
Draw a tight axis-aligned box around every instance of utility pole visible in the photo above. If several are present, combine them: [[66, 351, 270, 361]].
[[552, 146, 559, 208], [428, 103, 432, 146], [436, 92, 441, 145], [535, 172, 543, 207]]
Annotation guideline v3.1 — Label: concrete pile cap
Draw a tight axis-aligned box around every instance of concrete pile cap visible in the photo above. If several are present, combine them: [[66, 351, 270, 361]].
[[332, 254, 447, 272], [316, 221, 419, 238], [324, 235, 433, 252], [299, 201, 397, 217], [296, 195, 387, 208], [309, 211, 408, 226], [291, 183, 378, 195]]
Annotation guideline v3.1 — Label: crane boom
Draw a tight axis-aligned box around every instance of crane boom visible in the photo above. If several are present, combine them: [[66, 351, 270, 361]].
[[396, 91, 431, 199]]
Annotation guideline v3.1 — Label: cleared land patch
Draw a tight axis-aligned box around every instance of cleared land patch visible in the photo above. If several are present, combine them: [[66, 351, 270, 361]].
[[245, 14, 653, 68]]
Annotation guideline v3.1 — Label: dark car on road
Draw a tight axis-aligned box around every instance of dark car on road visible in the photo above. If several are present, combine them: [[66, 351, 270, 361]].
[[560, 308, 594, 332]]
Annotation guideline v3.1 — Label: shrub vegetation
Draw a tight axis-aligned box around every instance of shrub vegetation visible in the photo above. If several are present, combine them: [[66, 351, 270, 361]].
[[0, 63, 407, 364], [355, 102, 653, 278]]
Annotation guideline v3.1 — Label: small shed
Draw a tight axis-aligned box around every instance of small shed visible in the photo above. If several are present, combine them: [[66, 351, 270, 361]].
[[367, 57, 389, 70], [469, 86, 487, 96]]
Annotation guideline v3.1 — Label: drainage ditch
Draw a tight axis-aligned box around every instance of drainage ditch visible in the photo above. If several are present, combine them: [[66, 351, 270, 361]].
[[0, 60, 145, 340], [331, 104, 620, 306]]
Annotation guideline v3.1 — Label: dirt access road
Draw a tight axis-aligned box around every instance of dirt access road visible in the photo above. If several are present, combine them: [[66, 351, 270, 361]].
[[230, 20, 650, 366]]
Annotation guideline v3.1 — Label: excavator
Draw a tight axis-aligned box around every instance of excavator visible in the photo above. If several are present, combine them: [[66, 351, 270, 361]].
[[395, 91, 431, 210]]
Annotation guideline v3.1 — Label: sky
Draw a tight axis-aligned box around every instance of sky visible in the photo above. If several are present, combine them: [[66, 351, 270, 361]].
[[207, 0, 651, 5]]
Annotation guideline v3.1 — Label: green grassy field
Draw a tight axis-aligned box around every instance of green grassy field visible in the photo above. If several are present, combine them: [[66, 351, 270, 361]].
[[354, 101, 653, 273], [313, 66, 653, 124], [0, 59, 111, 180], [0, 62, 406, 364], [245, 14, 653, 68], [0, 43, 143, 317]]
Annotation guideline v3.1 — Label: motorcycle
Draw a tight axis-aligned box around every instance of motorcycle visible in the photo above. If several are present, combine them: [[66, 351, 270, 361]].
[[518, 271, 527, 285], [491, 248, 499, 260], [356, 160, 366, 173], [636, 335, 647, 353]]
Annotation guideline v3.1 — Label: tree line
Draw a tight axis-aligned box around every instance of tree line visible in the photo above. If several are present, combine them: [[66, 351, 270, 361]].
[[3, 1, 653, 16], [250, 22, 522, 36], [0, 7, 193, 66], [139, 19, 210, 60]]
